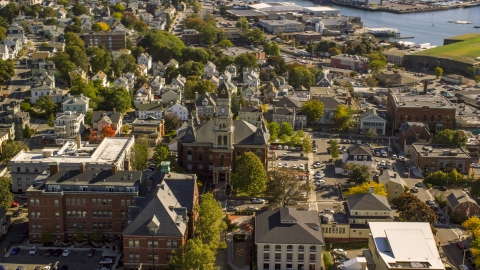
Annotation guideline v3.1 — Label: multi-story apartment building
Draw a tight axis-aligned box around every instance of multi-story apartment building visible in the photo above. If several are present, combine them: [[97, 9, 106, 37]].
[[130, 118, 164, 146], [255, 208, 324, 270], [10, 137, 135, 192], [411, 143, 471, 173], [258, 19, 304, 34], [82, 31, 126, 51], [54, 111, 85, 143], [387, 88, 456, 133], [62, 94, 90, 115]]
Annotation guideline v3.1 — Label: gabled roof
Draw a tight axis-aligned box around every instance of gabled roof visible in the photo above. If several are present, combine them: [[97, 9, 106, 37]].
[[274, 96, 301, 108], [347, 193, 391, 211], [92, 70, 107, 80], [360, 108, 385, 120], [447, 190, 478, 209], [92, 111, 122, 124], [195, 92, 217, 107], [136, 103, 163, 111], [347, 145, 372, 156], [255, 208, 324, 245], [318, 96, 341, 110]]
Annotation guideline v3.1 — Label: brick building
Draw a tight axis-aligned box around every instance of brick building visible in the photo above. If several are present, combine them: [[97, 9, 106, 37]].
[[295, 32, 322, 44], [411, 143, 471, 173], [446, 190, 480, 221], [82, 31, 126, 51], [398, 122, 431, 156], [177, 83, 269, 185], [387, 88, 456, 134], [330, 55, 368, 72], [181, 29, 200, 45]]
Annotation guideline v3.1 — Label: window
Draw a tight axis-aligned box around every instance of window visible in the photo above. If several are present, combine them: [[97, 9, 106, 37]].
[[54, 199, 58, 207], [167, 240, 171, 248], [187, 148, 192, 161], [198, 148, 203, 161], [173, 240, 178, 248], [134, 239, 139, 247], [223, 136, 228, 145], [431, 115, 434, 121], [218, 136, 222, 145], [55, 210, 59, 218], [220, 154, 225, 166]]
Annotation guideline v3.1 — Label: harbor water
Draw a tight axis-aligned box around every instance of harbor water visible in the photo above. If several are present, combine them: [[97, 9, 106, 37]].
[[268, 0, 480, 45]]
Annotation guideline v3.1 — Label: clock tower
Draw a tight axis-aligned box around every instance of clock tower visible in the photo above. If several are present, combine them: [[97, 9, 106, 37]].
[[213, 83, 234, 148]]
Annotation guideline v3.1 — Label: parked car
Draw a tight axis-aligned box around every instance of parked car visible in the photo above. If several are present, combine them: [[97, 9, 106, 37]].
[[412, 187, 419, 193], [12, 210, 22, 217], [53, 249, 63, 257], [333, 248, 347, 255], [99, 258, 114, 265], [11, 201, 19, 207], [227, 206, 239, 211], [246, 206, 258, 210], [16, 267, 24, 270], [29, 246, 38, 255], [45, 249, 53, 257], [62, 249, 71, 257], [299, 164, 305, 170], [252, 198, 265, 204], [457, 242, 466, 250], [11, 247, 20, 255]]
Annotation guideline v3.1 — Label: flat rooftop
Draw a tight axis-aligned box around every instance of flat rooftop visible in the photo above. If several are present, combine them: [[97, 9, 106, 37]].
[[12, 137, 134, 165], [249, 2, 303, 11], [389, 89, 455, 109], [412, 143, 470, 158], [226, 9, 267, 17], [369, 222, 444, 270], [303, 6, 339, 11]]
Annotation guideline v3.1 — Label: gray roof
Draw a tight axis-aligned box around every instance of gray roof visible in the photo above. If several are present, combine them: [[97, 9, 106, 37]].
[[92, 111, 122, 125], [136, 103, 163, 111], [346, 193, 391, 211], [46, 169, 142, 186], [447, 190, 478, 209], [122, 182, 188, 237], [255, 208, 324, 245], [318, 96, 341, 110], [164, 173, 197, 213], [181, 119, 263, 145], [274, 96, 301, 108], [195, 92, 217, 107], [348, 145, 372, 156], [240, 106, 261, 113], [360, 108, 385, 120]]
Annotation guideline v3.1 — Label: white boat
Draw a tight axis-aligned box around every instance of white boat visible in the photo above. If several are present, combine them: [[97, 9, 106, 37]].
[[448, 20, 457, 23], [455, 21, 471, 24]]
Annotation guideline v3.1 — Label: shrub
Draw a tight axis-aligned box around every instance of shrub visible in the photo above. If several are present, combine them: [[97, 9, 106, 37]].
[[324, 253, 333, 270]]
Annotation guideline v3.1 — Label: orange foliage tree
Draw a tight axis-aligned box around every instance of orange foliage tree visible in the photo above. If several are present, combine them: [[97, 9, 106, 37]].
[[101, 125, 115, 138]]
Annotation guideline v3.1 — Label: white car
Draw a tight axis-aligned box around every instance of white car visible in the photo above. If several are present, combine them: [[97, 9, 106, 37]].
[[252, 198, 265, 204], [43, 267, 51, 270], [381, 160, 386, 166], [277, 145, 283, 150], [277, 163, 282, 168], [316, 179, 325, 184], [392, 154, 397, 159], [471, 163, 480, 168], [62, 249, 71, 257], [333, 248, 347, 255], [284, 145, 289, 150], [292, 165, 297, 169], [387, 160, 391, 166], [284, 162, 289, 168], [299, 164, 305, 170], [29, 246, 38, 255], [99, 258, 114, 265]]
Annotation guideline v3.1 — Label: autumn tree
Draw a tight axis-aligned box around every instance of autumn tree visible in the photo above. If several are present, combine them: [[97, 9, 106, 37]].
[[101, 125, 115, 138], [301, 100, 324, 124], [344, 163, 371, 185], [366, 128, 378, 142], [333, 105, 355, 131], [346, 181, 387, 197], [392, 193, 436, 224], [368, 59, 386, 76], [434, 67, 443, 79], [232, 152, 267, 197], [265, 169, 311, 209]]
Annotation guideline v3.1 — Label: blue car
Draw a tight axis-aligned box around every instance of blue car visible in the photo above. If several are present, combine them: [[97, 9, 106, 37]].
[[11, 247, 20, 255], [0, 265, 5, 270]]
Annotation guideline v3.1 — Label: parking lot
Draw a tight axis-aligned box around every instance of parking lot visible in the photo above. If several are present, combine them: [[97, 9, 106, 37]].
[[1, 247, 109, 270]]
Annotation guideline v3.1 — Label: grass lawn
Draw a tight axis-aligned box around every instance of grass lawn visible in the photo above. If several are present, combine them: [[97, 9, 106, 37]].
[[446, 33, 480, 41], [413, 36, 480, 63]]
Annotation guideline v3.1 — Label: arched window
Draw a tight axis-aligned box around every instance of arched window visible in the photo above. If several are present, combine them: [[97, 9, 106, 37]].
[[264, 245, 269, 251], [223, 136, 228, 146], [245, 149, 251, 153], [298, 245, 304, 252], [256, 150, 262, 158], [286, 245, 293, 251], [310, 246, 316, 252], [220, 154, 225, 166], [275, 245, 281, 251], [218, 136, 222, 145]]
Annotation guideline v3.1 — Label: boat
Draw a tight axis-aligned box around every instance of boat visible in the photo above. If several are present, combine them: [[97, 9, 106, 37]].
[[455, 21, 471, 24], [448, 20, 457, 23], [474, 26, 480, 28]]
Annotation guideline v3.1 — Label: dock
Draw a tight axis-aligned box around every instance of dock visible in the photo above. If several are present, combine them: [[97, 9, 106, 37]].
[[396, 36, 414, 39], [366, 27, 400, 37]]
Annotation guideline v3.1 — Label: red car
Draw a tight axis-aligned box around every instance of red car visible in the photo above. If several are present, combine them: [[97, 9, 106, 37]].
[[457, 242, 466, 250], [10, 201, 18, 207]]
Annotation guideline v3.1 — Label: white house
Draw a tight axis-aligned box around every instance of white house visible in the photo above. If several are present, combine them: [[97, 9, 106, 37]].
[[134, 84, 154, 106], [90, 70, 108, 87], [150, 76, 165, 93], [225, 64, 237, 77], [204, 61, 218, 77], [171, 75, 186, 89], [6, 23, 27, 44], [137, 63, 148, 77], [54, 111, 85, 143], [137, 52, 152, 70], [114, 76, 130, 90], [62, 94, 90, 115], [165, 103, 188, 121], [136, 102, 163, 119], [359, 108, 386, 135], [161, 90, 181, 105], [244, 70, 260, 88], [335, 145, 374, 175]]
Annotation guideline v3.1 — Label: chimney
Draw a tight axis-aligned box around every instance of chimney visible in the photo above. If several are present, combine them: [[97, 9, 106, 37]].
[[195, 92, 198, 100], [423, 79, 428, 94], [393, 172, 397, 178], [369, 186, 374, 193], [79, 163, 85, 173], [124, 160, 130, 171], [49, 162, 60, 175], [112, 164, 117, 174], [76, 134, 81, 149]]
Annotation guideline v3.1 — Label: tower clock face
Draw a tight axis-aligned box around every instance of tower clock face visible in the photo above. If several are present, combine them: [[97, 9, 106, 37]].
[[220, 107, 226, 114]]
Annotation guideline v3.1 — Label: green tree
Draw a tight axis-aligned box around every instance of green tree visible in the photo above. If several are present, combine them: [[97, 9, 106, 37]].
[[365, 76, 378, 87], [44, 18, 58, 26], [288, 66, 315, 88], [0, 3, 17, 24], [92, 23, 103, 32], [236, 16, 249, 30], [70, 77, 98, 100], [232, 152, 267, 196], [153, 144, 169, 170], [330, 140, 339, 160], [344, 163, 371, 185], [163, 113, 181, 133], [50, 52, 76, 81], [23, 124, 34, 139], [243, 28, 265, 44], [264, 41, 280, 56], [105, 88, 132, 113], [0, 177, 12, 209], [434, 67, 443, 79], [0, 59, 14, 84], [169, 238, 217, 269], [368, 59, 386, 76], [366, 128, 378, 142], [111, 53, 137, 76], [268, 122, 280, 142], [39, 231, 54, 245], [112, 12, 123, 20], [87, 46, 112, 74], [302, 137, 313, 154], [192, 0, 202, 12], [85, 111, 93, 126], [333, 105, 355, 131], [129, 140, 149, 171], [195, 193, 227, 250], [217, 39, 233, 48], [265, 169, 311, 208], [72, 3, 88, 16], [0, 141, 28, 162], [301, 100, 324, 123], [111, 3, 125, 12], [178, 61, 204, 77], [182, 47, 210, 64], [66, 45, 89, 70], [200, 25, 218, 45], [346, 181, 386, 197], [267, 56, 287, 75], [34, 95, 57, 116], [40, 7, 58, 18], [47, 114, 55, 127], [21, 102, 31, 112], [280, 122, 293, 136], [138, 30, 185, 63], [392, 193, 436, 224], [203, 13, 216, 26], [432, 129, 467, 147], [192, 80, 216, 96], [234, 53, 258, 71]]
